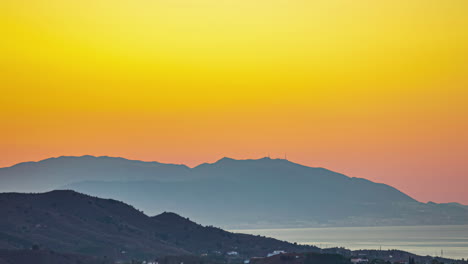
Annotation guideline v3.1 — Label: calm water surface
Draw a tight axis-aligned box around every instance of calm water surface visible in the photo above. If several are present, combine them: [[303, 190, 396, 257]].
[[233, 225, 468, 259]]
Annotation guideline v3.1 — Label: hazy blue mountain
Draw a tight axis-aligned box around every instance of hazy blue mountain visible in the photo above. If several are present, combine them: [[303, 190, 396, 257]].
[[0, 156, 190, 192], [1, 156, 467, 228]]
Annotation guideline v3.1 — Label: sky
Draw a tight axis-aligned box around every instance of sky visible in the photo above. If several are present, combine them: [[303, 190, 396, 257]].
[[1, 0, 467, 204]]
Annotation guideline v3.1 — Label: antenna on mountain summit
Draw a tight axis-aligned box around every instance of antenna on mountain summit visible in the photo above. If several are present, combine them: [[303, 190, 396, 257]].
[[284, 153, 287, 160]]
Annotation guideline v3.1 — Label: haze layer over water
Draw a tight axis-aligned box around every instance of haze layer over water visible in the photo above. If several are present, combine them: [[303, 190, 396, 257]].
[[233, 225, 468, 259]]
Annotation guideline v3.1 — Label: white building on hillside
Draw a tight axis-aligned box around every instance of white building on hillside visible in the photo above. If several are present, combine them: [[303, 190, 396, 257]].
[[267, 250, 286, 257]]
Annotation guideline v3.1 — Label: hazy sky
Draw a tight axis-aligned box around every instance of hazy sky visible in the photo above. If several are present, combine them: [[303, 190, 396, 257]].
[[1, 0, 467, 203]]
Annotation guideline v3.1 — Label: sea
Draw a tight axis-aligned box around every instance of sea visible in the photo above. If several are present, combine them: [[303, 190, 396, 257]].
[[232, 225, 468, 260]]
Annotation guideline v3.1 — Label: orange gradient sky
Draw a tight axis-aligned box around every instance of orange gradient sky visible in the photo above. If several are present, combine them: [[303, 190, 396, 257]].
[[1, 0, 468, 203]]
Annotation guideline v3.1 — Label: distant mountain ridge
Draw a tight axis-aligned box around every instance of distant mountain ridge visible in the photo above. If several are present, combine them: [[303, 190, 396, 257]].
[[1, 156, 467, 228], [0, 155, 191, 192]]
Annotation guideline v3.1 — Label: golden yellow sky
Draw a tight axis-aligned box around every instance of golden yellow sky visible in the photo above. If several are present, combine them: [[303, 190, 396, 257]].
[[1, 0, 468, 203]]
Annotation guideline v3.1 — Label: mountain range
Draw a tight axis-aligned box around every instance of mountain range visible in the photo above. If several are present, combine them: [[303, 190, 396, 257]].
[[1, 156, 467, 228]]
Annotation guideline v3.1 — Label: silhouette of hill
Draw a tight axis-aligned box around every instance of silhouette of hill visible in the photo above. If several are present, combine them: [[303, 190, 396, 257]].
[[1, 156, 467, 228], [0, 249, 113, 264], [0, 190, 316, 260], [151, 212, 314, 255]]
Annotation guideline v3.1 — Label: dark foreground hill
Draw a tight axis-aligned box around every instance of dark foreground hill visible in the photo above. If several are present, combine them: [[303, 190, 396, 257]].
[[250, 252, 349, 264], [0, 190, 317, 260], [1, 156, 468, 228], [0, 249, 113, 264]]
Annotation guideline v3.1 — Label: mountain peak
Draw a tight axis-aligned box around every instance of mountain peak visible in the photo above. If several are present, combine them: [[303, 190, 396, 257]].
[[42, 189, 82, 196], [218, 157, 236, 162], [152, 212, 197, 226], [212, 156, 293, 165]]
